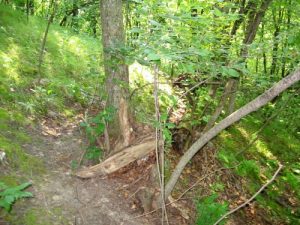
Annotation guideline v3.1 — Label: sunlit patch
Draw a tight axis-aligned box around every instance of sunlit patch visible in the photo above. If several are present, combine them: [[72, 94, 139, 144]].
[[0, 42, 21, 83], [130, 62, 153, 83], [236, 126, 250, 139], [255, 139, 277, 160], [67, 37, 86, 56], [129, 62, 173, 95], [236, 125, 277, 159]]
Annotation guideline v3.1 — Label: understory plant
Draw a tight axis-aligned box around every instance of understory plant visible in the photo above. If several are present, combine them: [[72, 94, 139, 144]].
[[0, 182, 33, 212], [79, 107, 115, 161], [196, 194, 228, 225]]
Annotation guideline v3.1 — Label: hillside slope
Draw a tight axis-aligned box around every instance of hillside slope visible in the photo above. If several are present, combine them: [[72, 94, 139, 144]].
[[0, 6, 143, 224]]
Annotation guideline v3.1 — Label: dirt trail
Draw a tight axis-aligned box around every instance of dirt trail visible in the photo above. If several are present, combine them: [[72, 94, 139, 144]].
[[16, 121, 153, 225]]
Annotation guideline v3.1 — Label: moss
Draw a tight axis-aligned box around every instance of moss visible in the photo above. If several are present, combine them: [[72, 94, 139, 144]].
[[0, 175, 19, 186], [0, 136, 45, 176], [2, 205, 70, 225], [22, 208, 52, 225], [14, 131, 31, 143], [5, 208, 51, 225]]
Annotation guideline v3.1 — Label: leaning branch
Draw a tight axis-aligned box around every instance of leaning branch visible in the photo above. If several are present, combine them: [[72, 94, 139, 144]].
[[165, 69, 300, 199], [213, 164, 283, 225]]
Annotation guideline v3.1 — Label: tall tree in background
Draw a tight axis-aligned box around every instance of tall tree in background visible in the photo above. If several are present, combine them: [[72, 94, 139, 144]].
[[100, 0, 131, 154], [37, 0, 56, 82]]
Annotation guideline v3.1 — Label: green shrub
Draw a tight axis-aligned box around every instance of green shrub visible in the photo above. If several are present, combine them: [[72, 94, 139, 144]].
[[196, 194, 228, 225], [236, 160, 260, 180]]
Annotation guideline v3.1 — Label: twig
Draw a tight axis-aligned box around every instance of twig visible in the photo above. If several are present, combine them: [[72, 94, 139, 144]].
[[176, 164, 241, 201], [153, 64, 169, 225], [78, 110, 89, 165], [213, 164, 283, 225], [179, 77, 212, 98], [127, 165, 239, 220], [128, 187, 143, 199], [129, 173, 148, 187], [129, 78, 217, 100]]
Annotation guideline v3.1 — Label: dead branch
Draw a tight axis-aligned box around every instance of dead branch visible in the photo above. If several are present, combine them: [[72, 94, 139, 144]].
[[153, 64, 169, 225], [75, 139, 156, 178], [213, 164, 283, 225], [126, 165, 240, 221]]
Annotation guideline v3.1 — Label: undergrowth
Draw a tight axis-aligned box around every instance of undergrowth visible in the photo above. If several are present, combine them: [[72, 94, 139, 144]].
[[216, 114, 300, 224], [195, 194, 228, 225], [0, 5, 103, 220], [0, 6, 103, 118]]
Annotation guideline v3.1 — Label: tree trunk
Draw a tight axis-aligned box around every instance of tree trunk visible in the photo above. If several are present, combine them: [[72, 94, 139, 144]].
[[270, 8, 283, 76], [26, 0, 29, 21], [228, 0, 273, 114], [165, 69, 300, 199], [281, 0, 292, 78], [100, 0, 132, 154], [203, 79, 235, 131], [71, 0, 79, 29], [37, 0, 55, 82]]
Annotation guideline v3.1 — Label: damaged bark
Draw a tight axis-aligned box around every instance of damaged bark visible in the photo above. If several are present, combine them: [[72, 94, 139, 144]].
[[76, 139, 156, 178]]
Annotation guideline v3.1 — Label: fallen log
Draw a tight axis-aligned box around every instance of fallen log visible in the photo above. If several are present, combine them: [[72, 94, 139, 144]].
[[76, 139, 156, 178]]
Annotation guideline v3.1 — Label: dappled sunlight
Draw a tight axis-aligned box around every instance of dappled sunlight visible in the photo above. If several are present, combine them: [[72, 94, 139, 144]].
[[130, 62, 154, 83], [62, 35, 90, 61], [0, 2, 299, 224], [255, 139, 277, 160], [129, 62, 173, 95], [236, 126, 251, 139], [0, 42, 21, 83], [46, 31, 99, 78], [236, 125, 277, 160]]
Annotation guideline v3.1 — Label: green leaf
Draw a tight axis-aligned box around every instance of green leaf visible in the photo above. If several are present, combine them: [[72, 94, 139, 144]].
[[160, 113, 168, 122], [0, 182, 32, 196], [0, 199, 11, 211], [166, 123, 175, 129], [0, 182, 8, 191], [4, 195, 15, 205], [163, 128, 172, 143], [85, 146, 102, 160], [214, 8, 223, 17], [129, 27, 142, 33], [79, 122, 87, 127], [0, 182, 33, 212], [149, 19, 161, 27], [71, 160, 79, 170], [147, 53, 161, 61], [95, 123, 105, 135], [227, 68, 240, 78]]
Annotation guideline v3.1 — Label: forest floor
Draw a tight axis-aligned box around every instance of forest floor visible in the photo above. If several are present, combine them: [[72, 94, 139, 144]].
[[1, 117, 156, 225], [1, 6, 299, 225], [0, 115, 283, 225]]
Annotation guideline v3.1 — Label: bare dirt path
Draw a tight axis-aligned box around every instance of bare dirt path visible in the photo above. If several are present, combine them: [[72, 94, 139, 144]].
[[15, 120, 153, 225]]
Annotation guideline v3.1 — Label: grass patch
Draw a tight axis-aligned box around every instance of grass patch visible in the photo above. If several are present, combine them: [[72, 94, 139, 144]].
[[0, 5, 103, 117], [3, 206, 69, 225]]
